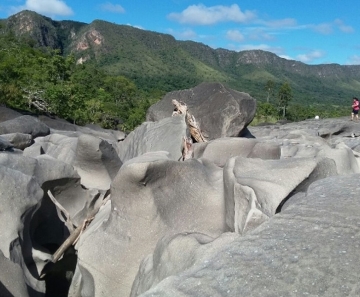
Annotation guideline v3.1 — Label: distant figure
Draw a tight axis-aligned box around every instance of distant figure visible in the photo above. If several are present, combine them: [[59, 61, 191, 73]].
[[314, 115, 319, 120], [351, 97, 359, 121]]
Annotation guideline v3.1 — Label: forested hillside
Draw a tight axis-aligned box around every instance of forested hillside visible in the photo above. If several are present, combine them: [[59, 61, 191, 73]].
[[0, 10, 359, 129]]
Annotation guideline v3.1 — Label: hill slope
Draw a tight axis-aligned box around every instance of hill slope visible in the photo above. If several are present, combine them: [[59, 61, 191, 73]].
[[3, 10, 360, 106]]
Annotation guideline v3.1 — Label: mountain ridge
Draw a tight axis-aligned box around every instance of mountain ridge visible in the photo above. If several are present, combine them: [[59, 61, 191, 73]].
[[2, 10, 360, 105]]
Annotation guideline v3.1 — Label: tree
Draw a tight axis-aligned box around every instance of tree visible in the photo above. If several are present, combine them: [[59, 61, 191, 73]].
[[264, 79, 275, 103], [278, 82, 293, 118]]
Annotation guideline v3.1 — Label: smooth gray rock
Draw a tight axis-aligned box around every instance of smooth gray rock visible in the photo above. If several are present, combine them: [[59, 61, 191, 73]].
[[130, 232, 224, 297], [0, 115, 50, 138], [118, 115, 188, 163], [0, 136, 13, 151], [1, 133, 33, 150], [146, 82, 256, 140], [0, 250, 29, 297], [75, 151, 227, 297], [0, 165, 43, 258], [193, 137, 280, 167], [34, 133, 78, 164], [138, 174, 360, 297], [223, 156, 337, 234], [73, 134, 122, 190], [0, 106, 22, 122]]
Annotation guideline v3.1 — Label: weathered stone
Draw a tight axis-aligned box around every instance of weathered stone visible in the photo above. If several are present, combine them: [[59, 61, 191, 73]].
[[146, 82, 256, 140], [138, 174, 360, 297], [0, 250, 29, 297], [0, 106, 22, 122], [118, 115, 188, 163], [193, 137, 280, 167], [1, 133, 33, 149], [75, 151, 227, 297], [0, 115, 50, 138], [0, 136, 13, 151], [74, 134, 122, 190]]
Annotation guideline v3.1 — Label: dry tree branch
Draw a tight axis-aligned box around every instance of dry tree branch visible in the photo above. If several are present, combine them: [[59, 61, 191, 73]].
[[49, 190, 111, 263], [47, 190, 75, 233], [172, 99, 207, 143]]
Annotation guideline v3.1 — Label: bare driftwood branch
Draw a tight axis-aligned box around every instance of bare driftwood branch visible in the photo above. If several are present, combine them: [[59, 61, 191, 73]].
[[172, 99, 207, 143], [49, 190, 110, 263], [47, 190, 75, 233]]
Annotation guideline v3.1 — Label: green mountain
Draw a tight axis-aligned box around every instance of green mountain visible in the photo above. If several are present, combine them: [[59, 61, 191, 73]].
[[2, 10, 360, 106]]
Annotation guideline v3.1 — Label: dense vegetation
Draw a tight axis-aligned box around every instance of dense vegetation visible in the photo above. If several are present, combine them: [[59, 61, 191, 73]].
[[0, 28, 160, 131], [1, 10, 357, 131]]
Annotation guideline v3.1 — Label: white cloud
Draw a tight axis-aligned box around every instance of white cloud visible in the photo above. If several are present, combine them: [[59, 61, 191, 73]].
[[334, 19, 354, 33], [247, 28, 274, 41], [226, 29, 244, 42], [263, 18, 297, 28], [13, 0, 73, 16], [100, 2, 125, 14], [312, 23, 333, 35], [296, 50, 325, 63], [167, 4, 256, 25], [346, 55, 360, 65]]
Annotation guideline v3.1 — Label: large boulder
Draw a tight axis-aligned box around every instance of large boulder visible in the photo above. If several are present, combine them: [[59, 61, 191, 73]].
[[0, 133, 33, 150], [146, 82, 256, 140], [0, 115, 50, 138], [0, 106, 22, 122]]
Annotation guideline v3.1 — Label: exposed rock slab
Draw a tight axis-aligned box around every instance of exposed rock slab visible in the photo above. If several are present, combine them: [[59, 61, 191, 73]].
[[75, 151, 227, 297], [138, 173, 360, 297]]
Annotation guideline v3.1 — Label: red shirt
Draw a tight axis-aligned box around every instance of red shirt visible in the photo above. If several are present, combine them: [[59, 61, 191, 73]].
[[353, 100, 359, 111]]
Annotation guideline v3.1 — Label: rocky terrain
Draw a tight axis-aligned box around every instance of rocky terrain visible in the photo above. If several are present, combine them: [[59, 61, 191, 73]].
[[1, 82, 360, 297]]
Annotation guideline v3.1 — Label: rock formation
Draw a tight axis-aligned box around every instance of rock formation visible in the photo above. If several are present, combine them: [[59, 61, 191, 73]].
[[1, 83, 360, 297]]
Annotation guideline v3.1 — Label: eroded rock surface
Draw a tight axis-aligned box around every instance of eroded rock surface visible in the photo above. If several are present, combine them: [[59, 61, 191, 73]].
[[137, 174, 360, 297], [1, 106, 360, 297]]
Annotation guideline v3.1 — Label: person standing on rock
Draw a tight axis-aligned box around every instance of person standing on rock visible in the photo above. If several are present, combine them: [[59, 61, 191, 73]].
[[351, 97, 359, 121]]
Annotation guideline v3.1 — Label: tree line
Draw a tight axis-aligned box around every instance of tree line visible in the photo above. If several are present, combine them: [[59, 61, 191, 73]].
[[253, 79, 349, 125], [0, 29, 160, 131]]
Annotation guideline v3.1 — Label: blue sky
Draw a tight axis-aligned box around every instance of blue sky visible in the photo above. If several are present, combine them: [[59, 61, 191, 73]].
[[0, 0, 359, 65]]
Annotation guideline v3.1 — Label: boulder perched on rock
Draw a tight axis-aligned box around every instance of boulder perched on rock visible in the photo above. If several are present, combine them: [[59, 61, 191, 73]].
[[146, 82, 256, 140]]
